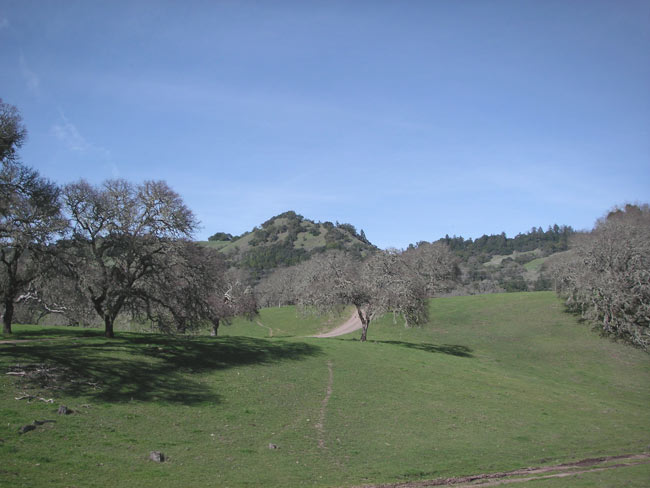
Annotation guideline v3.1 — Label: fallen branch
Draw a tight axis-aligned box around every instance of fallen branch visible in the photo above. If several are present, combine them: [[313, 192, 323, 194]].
[[14, 394, 55, 403]]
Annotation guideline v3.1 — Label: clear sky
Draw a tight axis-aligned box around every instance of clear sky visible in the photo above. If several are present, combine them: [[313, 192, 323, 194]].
[[1, 0, 648, 249]]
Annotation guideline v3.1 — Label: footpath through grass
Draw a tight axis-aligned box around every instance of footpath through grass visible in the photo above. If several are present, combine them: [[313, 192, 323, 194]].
[[1, 292, 648, 487]]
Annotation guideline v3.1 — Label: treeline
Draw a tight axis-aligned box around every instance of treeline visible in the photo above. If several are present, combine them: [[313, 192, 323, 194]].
[[437, 225, 574, 262]]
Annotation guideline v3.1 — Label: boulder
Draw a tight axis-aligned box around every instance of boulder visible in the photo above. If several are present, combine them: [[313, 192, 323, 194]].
[[149, 451, 165, 462]]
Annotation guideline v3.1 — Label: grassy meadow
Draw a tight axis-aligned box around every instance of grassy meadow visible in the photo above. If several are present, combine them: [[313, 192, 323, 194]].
[[1, 292, 648, 487]]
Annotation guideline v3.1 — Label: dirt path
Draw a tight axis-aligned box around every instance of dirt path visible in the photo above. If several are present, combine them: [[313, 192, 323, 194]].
[[315, 360, 334, 449], [256, 320, 273, 338], [354, 453, 650, 487], [312, 311, 362, 338]]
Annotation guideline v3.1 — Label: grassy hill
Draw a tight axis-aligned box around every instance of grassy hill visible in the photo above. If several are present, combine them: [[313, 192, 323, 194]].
[[1, 292, 648, 487], [200, 211, 376, 275]]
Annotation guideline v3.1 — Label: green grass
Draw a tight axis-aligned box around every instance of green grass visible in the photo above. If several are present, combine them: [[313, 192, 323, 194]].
[[197, 240, 230, 251], [524, 256, 547, 272], [485, 249, 541, 267], [1, 292, 648, 487], [223, 306, 349, 338]]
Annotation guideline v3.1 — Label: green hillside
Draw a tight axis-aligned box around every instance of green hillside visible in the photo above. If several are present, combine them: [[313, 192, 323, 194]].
[[200, 211, 376, 274], [1, 292, 648, 487]]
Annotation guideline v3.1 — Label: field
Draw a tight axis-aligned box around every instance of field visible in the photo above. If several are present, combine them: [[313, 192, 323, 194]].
[[1, 292, 648, 487]]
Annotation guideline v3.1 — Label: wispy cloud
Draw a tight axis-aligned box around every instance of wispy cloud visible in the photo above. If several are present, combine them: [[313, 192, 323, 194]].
[[0, 16, 9, 30], [19, 53, 40, 94], [52, 116, 91, 152], [52, 114, 118, 177]]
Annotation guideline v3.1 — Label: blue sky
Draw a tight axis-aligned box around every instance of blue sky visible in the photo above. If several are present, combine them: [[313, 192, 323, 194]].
[[1, 0, 648, 249]]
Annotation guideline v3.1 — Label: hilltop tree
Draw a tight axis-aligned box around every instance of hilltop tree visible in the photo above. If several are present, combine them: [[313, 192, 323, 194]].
[[62, 179, 198, 338], [0, 101, 67, 334], [296, 250, 428, 341], [208, 232, 233, 242]]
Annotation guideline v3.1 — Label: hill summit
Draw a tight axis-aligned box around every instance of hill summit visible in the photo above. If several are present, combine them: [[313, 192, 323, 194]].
[[203, 211, 376, 274]]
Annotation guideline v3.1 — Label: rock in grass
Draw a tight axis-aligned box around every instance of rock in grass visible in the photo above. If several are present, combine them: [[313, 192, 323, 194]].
[[57, 405, 71, 415], [18, 424, 36, 434], [268, 443, 279, 450], [149, 451, 165, 462]]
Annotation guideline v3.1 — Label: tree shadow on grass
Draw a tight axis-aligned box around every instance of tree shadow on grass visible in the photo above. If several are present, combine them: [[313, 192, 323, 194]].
[[329, 337, 473, 357], [373, 340, 474, 357], [1, 335, 321, 405], [3, 326, 103, 340]]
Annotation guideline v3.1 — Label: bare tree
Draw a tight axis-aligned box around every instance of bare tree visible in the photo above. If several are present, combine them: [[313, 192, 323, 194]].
[[211, 268, 258, 336], [0, 99, 27, 164], [132, 242, 255, 336], [0, 101, 67, 334], [551, 204, 650, 349], [255, 265, 299, 308], [402, 241, 460, 296], [296, 250, 428, 341], [62, 179, 197, 338]]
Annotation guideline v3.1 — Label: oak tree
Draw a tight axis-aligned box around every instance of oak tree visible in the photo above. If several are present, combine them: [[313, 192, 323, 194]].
[[296, 250, 428, 341], [0, 101, 67, 334], [63, 179, 197, 338]]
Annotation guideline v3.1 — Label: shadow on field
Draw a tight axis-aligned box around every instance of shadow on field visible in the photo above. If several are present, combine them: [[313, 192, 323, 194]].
[[375, 340, 474, 357], [4, 327, 103, 340], [1, 335, 321, 405]]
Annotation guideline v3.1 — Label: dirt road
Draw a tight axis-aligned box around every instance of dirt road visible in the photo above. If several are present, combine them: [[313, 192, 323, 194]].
[[355, 453, 650, 487], [312, 311, 362, 338]]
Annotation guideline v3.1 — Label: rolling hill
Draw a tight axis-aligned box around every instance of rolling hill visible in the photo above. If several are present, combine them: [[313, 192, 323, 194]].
[[201, 211, 376, 275]]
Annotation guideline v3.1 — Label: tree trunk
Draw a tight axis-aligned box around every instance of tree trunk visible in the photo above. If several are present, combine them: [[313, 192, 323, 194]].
[[2, 299, 13, 334], [356, 306, 369, 342], [360, 319, 369, 342], [210, 319, 220, 337], [104, 314, 115, 338]]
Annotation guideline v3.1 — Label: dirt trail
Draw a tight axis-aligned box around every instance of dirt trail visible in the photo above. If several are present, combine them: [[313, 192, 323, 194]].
[[312, 311, 362, 338], [355, 453, 650, 488], [315, 360, 334, 449], [256, 320, 273, 337]]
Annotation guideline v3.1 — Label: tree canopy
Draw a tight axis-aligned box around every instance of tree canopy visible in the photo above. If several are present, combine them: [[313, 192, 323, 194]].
[[61, 178, 198, 337], [549, 204, 650, 349], [296, 250, 433, 341], [0, 100, 67, 334]]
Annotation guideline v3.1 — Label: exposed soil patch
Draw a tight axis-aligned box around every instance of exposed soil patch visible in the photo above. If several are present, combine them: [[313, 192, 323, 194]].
[[355, 453, 650, 487]]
